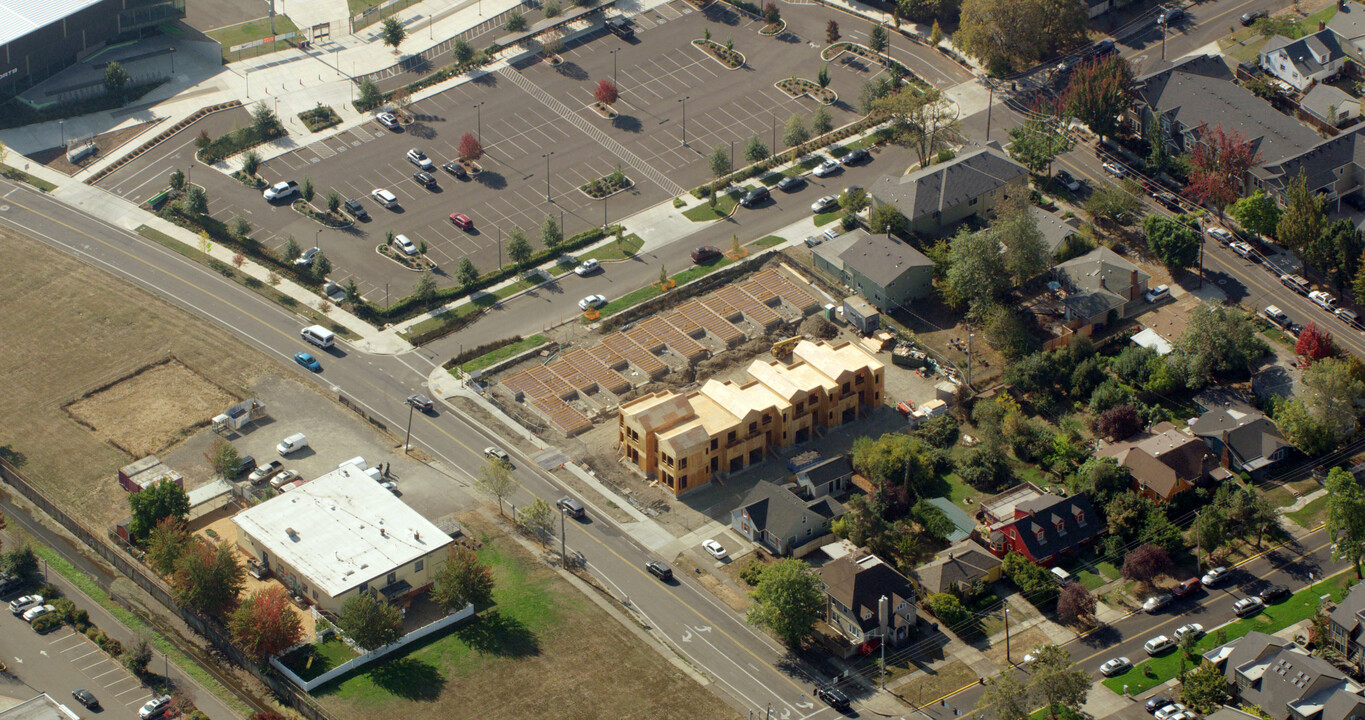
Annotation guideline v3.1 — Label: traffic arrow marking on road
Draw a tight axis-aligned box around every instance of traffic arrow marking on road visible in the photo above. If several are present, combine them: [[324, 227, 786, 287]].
[[681, 629, 693, 643], [39, 651, 47, 657], [12, 657, 20, 663], [795, 701, 815, 709], [694, 625, 712, 633], [780, 709, 792, 719]]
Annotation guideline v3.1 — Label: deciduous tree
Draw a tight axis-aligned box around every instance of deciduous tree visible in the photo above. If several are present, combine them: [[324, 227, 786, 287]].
[[782, 114, 809, 147], [998, 200, 1050, 284], [747, 558, 824, 646], [1007, 115, 1073, 177], [1030, 645, 1091, 719], [1085, 179, 1143, 225], [927, 592, 970, 626], [506, 227, 533, 266], [593, 79, 619, 105], [338, 591, 403, 650], [250, 102, 279, 137], [875, 87, 961, 168], [474, 457, 517, 515], [1170, 302, 1269, 388], [1056, 582, 1096, 624], [1297, 322, 1334, 364], [851, 433, 936, 498], [380, 17, 407, 52], [170, 540, 244, 617], [1278, 168, 1327, 264], [826, 20, 840, 44], [146, 517, 191, 575], [1181, 661, 1230, 712], [1064, 56, 1133, 144], [709, 144, 731, 179], [1144, 214, 1201, 269], [129, 479, 191, 542], [976, 670, 1031, 720], [104, 61, 130, 97], [457, 133, 484, 161], [868, 25, 889, 54], [230, 587, 302, 663], [456, 257, 479, 287], [517, 497, 555, 545], [812, 107, 833, 136], [1230, 190, 1281, 239], [431, 546, 496, 610], [943, 225, 1009, 312], [540, 213, 562, 249], [1186, 123, 1260, 217], [744, 136, 769, 162], [764, 2, 781, 24], [1121, 544, 1170, 584], [1093, 404, 1143, 441]]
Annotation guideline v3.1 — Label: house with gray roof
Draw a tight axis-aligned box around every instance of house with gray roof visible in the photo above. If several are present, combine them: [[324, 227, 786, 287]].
[[795, 455, 854, 499], [1261, 29, 1347, 91], [1029, 206, 1080, 258], [911, 539, 1002, 597], [1207, 631, 1365, 720], [1329, 581, 1365, 672], [1301, 83, 1358, 127], [818, 552, 918, 656], [1327, 1, 1365, 65], [1192, 403, 1292, 478], [731, 482, 847, 556], [1053, 247, 1151, 328], [811, 229, 934, 312], [869, 144, 1028, 236]]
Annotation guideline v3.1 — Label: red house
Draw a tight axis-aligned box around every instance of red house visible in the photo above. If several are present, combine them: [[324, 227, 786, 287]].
[[979, 483, 1102, 566]]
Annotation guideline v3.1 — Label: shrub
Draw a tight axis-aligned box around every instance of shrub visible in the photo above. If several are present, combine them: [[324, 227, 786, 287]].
[[31, 614, 62, 633], [739, 561, 767, 586]]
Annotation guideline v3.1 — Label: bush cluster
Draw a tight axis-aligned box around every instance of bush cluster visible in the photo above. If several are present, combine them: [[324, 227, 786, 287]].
[[198, 125, 285, 165]]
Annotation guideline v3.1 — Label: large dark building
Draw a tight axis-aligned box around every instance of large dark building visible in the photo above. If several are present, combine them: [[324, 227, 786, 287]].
[[0, 0, 184, 100]]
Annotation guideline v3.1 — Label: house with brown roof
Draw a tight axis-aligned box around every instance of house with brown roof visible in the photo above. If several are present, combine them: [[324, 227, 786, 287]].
[[817, 552, 918, 657], [1099, 421, 1209, 502], [911, 539, 1002, 597]]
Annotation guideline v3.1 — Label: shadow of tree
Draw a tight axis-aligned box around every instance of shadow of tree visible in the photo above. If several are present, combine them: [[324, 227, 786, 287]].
[[555, 62, 590, 81], [367, 656, 445, 700], [407, 123, 437, 139], [704, 4, 742, 24], [453, 610, 540, 657], [472, 73, 498, 87], [612, 115, 643, 133], [474, 171, 508, 190]]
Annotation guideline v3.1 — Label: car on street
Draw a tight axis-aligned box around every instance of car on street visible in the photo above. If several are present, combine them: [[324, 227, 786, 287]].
[[1102, 161, 1126, 177], [1241, 9, 1268, 25], [442, 161, 468, 179], [574, 259, 600, 276], [1055, 58, 1074, 75], [269, 469, 300, 489], [578, 294, 607, 311], [343, 198, 368, 221], [1338, 308, 1361, 328], [1230, 241, 1256, 259], [1023, 645, 1055, 664], [1259, 584, 1292, 603], [22, 603, 54, 623], [1154, 192, 1184, 212], [294, 352, 322, 372], [1145, 285, 1170, 303], [371, 188, 398, 208], [1206, 226, 1234, 244], [450, 213, 474, 230], [815, 686, 851, 710], [140, 696, 172, 719], [72, 690, 99, 710], [702, 539, 728, 560], [812, 158, 841, 177], [1144, 635, 1176, 655], [692, 245, 722, 264], [646, 560, 673, 581], [1146, 696, 1174, 714], [842, 148, 871, 165], [406, 148, 435, 170], [376, 112, 400, 129], [263, 180, 299, 201], [1143, 593, 1172, 613], [1056, 170, 1080, 191], [484, 446, 510, 464], [392, 234, 419, 256], [1171, 577, 1201, 597], [295, 246, 321, 267], [412, 171, 437, 188], [1155, 704, 1188, 720], [1234, 596, 1265, 617], [249, 460, 284, 484], [1157, 6, 1184, 24], [1099, 657, 1131, 676], [557, 496, 586, 518], [776, 176, 804, 192], [811, 195, 839, 213], [1174, 623, 1204, 642], [1310, 290, 1338, 310], [407, 394, 434, 412], [1092, 38, 1117, 56], [9, 595, 42, 615], [740, 186, 770, 207]]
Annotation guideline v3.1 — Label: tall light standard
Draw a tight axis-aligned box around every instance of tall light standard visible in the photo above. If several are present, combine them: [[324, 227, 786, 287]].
[[611, 48, 620, 90], [403, 400, 415, 454], [678, 96, 689, 147], [542, 151, 554, 202], [58, 120, 65, 148], [315, 228, 322, 253], [474, 101, 484, 144]]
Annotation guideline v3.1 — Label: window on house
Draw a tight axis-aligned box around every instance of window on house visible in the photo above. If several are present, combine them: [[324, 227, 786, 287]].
[[763, 413, 771, 425], [748, 421, 758, 434], [415, 559, 424, 572], [1075, 511, 1086, 527], [679, 458, 688, 469], [679, 475, 687, 488], [856, 375, 864, 385], [796, 401, 804, 412], [842, 382, 851, 393], [1035, 529, 1045, 543], [387, 572, 397, 586], [727, 431, 736, 443], [970, 197, 978, 206], [1055, 522, 1065, 536], [711, 438, 718, 450], [360, 582, 369, 592]]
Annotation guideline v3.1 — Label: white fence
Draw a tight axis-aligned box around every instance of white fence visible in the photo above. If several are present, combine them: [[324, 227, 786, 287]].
[[270, 603, 475, 692]]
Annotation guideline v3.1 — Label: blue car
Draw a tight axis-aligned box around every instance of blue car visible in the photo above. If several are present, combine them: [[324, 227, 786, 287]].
[[294, 352, 322, 372]]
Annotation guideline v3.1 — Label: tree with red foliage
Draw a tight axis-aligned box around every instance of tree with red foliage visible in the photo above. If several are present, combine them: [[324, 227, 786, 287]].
[[250, 714, 287, 720], [1121, 544, 1170, 584], [1056, 581, 1096, 624], [169, 540, 244, 617], [1297, 322, 1334, 364], [593, 79, 619, 106], [1186, 123, 1261, 218], [1093, 404, 1143, 441], [229, 587, 302, 664], [457, 132, 484, 162], [1064, 55, 1133, 144]]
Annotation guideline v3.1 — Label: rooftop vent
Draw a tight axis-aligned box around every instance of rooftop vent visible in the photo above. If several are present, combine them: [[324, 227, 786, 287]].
[[286, 528, 298, 540]]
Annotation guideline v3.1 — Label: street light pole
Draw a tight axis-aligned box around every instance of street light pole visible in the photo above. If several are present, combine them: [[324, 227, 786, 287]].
[[985, 84, 994, 142], [475, 102, 484, 144], [315, 228, 322, 253], [543, 151, 554, 202], [611, 48, 619, 89], [771, 114, 776, 152], [58, 120, 64, 148], [403, 403, 414, 454], [1005, 606, 1011, 664], [678, 96, 689, 147]]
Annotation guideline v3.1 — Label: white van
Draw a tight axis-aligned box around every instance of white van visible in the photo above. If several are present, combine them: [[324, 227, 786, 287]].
[[338, 456, 367, 471], [276, 433, 308, 455], [300, 325, 335, 349], [1050, 567, 1074, 585]]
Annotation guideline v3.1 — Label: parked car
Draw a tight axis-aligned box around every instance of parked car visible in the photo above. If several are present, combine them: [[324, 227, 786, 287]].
[[815, 686, 850, 710], [1102, 161, 1126, 177], [1155, 704, 1188, 720], [407, 394, 434, 412], [1259, 584, 1292, 603], [72, 689, 99, 710], [1310, 290, 1338, 310], [1144, 635, 1176, 655], [605, 15, 634, 38], [1143, 593, 1172, 613], [9, 595, 43, 615], [1099, 657, 1131, 676], [1240, 9, 1267, 25], [646, 560, 673, 581], [812, 159, 841, 177], [371, 188, 398, 208], [0, 574, 20, 595], [1234, 596, 1265, 617], [1202, 566, 1229, 586], [233, 455, 256, 477], [139, 696, 172, 719], [1264, 306, 1292, 328], [1171, 577, 1201, 597], [1154, 192, 1184, 212], [776, 176, 805, 192], [269, 469, 300, 489], [449, 213, 474, 230], [295, 246, 321, 267], [1338, 308, 1361, 328], [1092, 38, 1117, 56], [1206, 226, 1234, 244], [574, 259, 601, 276], [294, 352, 322, 372], [691, 245, 722, 264], [1055, 170, 1080, 192], [842, 148, 871, 165], [343, 198, 368, 220], [1157, 7, 1184, 25], [1146, 696, 1175, 714], [1174, 623, 1204, 642], [1230, 241, 1256, 259], [811, 195, 839, 213], [393, 234, 419, 256], [740, 186, 770, 208], [406, 148, 434, 170], [263, 180, 299, 201], [412, 171, 437, 188], [442, 161, 468, 179], [22, 604, 54, 623], [484, 447, 510, 464], [578, 294, 607, 311], [1145, 285, 1170, 303], [249, 460, 284, 485], [276, 433, 308, 455], [376, 112, 400, 129], [702, 539, 728, 560]]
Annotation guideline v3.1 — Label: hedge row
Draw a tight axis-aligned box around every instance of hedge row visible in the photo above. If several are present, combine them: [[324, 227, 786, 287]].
[[197, 124, 285, 165], [691, 116, 888, 197], [353, 54, 493, 113], [159, 205, 323, 290]]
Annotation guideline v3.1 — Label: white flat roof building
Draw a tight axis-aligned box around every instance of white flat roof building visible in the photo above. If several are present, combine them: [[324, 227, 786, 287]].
[[231, 462, 453, 609]]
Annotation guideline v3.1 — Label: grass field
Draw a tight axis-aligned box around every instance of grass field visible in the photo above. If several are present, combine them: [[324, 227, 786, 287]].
[[577, 234, 643, 263], [457, 335, 549, 375], [683, 188, 744, 221], [814, 212, 840, 227], [1287, 495, 1328, 530], [750, 235, 785, 249], [280, 638, 360, 681], [314, 515, 733, 720], [595, 256, 738, 318], [1, 165, 57, 192], [0, 229, 275, 529], [206, 16, 301, 61]]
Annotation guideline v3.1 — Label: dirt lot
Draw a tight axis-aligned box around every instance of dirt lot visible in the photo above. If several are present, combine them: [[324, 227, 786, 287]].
[[314, 513, 735, 720], [28, 120, 162, 177], [67, 360, 235, 457], [0, 229, 275, 529]]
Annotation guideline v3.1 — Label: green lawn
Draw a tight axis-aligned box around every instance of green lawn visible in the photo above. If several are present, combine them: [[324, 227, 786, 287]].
[[1287, 495, 1328, 530], [348, 0, 391, 14], [750, 235, 785, 249], [1, 165, 56, 192], [814, 212, 841, 227], [206, 15, 300, 59], [682, 189, 744, 222], [577, 234, 643, 263], [596, 257, 738, 318], [1262, 484, 1297, 510], [935, 473, 978, 508], [1101, 571, 1358, 694], [280, 638, 359, 681], [457, 335, 548, 375]]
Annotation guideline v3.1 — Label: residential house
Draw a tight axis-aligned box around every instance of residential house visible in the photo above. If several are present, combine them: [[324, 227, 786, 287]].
[[869, 143, 1029, 236], [1192, 404, 1293, 478], [731, 482, 847, 556], [980, 483, 1103, 565], [1099, 421, 1209, 502], [818, 552, 918, 656], [1329, 581, 1365, 673], [795, 455, 854, 499], [1204, 631, 1365, 720], [811, 229, 934, 312], [1261, 29, 1347, 92], [619, 340, 884, 495], [911, 539, 1002, 597], [1301, 83, 1359, 128], [1054, 247, 1152, 329], [1327, 0, 1365, 65], [1030, 206, 1080, 258]]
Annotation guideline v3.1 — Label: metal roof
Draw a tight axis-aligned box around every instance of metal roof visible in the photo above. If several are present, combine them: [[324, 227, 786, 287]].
[[0, 0, 105, 47]]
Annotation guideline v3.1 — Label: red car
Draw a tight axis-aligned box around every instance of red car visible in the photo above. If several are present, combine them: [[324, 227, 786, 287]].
[[691, 245, 721, 264], [1172, 577, 1201, 598], [449, 213, 474, 230]]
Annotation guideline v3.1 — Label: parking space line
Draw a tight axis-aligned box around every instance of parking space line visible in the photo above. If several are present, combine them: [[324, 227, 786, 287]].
[[87, 663, 118, 675], [102, 676, 138, 690], [68, 648, 102, 662]]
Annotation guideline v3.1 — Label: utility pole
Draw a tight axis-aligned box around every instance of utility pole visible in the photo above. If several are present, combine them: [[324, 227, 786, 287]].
[[771, 114, 776, 152], [1195, 510, 1202, 573], [984, 84, 994, 142], [560, 508, 567, 564], [965, 332, 974, 389], [403, 403, 414, 453], [1004, 606, 1011, 664]]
